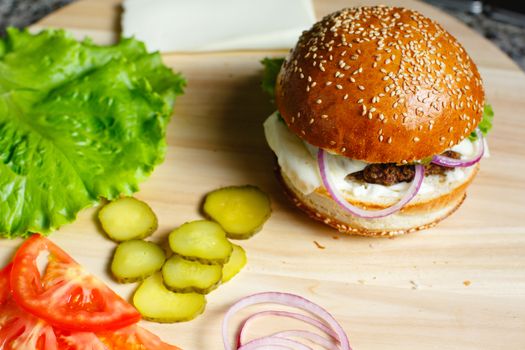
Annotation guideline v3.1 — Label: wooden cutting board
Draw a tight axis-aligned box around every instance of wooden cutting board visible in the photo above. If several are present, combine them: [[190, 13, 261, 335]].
[[1, 0, 524, 349]]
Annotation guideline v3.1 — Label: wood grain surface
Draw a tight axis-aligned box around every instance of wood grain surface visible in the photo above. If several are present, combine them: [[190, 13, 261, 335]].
[[2, 0, 524, 349]]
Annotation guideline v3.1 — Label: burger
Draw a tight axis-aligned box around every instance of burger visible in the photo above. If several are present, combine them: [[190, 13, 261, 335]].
[[263, 6, 492, 236]]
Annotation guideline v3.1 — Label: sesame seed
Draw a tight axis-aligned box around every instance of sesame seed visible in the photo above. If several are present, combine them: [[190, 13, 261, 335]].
[[316, 99, 322, 104], [336, 84, 343, 90], [321, 114, 328, 119], [309, 118, 314, 124], [358, 85, 365, 91]]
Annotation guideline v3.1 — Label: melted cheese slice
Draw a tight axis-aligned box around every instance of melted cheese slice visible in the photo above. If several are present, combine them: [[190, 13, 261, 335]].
[[122, 0, 315, 52]]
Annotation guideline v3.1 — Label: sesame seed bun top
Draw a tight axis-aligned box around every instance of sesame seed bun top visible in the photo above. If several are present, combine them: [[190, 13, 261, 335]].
[[275, 6, 485, 164]]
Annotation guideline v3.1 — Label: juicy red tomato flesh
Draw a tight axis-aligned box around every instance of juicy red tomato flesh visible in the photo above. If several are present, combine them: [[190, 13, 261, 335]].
[[0, 263, 12, 305], [98, 325, 182, 350], [0, 299, 58, 350], [10, 234, 141, 332]]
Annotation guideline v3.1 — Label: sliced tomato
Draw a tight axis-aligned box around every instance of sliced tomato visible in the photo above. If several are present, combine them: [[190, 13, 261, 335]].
[[98, 325, 181, 350], [0, 263, 12, 305], [0, 298, 58, 350], [10, 234, 141, 332], [0, 294, 110, 350], [55, 330, 108, 350]]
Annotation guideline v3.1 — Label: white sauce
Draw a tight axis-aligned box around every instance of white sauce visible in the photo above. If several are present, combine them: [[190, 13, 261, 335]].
[[263, 112, 481, 201]]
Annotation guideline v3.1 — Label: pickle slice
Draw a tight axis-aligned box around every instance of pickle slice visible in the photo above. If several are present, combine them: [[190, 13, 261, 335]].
[[222, 243, 247, 283], [162, 255, 222, 294], [168, 220, 232, 264], [111, 240, 165, 283], [98, 197, 158, 241], [203, 185, 271, 239], [133, 272, 206, 323]]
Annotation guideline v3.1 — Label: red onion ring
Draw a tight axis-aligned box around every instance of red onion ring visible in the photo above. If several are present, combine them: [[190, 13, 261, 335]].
[[239, 336, 313, 350], [270, 331, 340, 350], [237, 310, 337, 346], [222, 292, 351, 350], [431, 129, 484, 167], [317, 149, 425, 219]]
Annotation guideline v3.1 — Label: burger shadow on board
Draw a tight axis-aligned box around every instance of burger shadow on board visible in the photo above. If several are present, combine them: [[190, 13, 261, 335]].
[[203, 72, 293, 207]]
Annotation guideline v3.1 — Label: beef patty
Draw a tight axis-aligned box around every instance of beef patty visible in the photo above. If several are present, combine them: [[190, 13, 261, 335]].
[[347, 151, 461, 186]]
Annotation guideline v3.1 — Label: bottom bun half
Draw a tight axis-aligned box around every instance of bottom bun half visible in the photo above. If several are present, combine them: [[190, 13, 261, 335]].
[[278, 164, 479, 237]]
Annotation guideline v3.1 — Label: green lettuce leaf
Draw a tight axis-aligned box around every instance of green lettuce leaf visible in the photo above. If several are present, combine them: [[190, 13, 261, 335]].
[[261, 57, 285, 100], [469, 103, 494, 140], [0, 28, 185, 237]]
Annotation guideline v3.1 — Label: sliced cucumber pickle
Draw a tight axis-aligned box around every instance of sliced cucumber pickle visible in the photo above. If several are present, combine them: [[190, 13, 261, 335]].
[[203, 185, 271, 239], [168, 220, 232, 264], [99, 197, 158, 241], [133, 272, 206, 323], [222, 243, 247, 283], [162, 255, 222, 294], [111, 240, 165, 283]]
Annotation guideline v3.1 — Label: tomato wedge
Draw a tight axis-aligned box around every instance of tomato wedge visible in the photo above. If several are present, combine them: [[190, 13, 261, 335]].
[[98, 325, 181, 350], [0, 263, 12, 305], [54, 330, 108, 350], [1, 263, 57, 350], [10, 235, 141, 332], [0, 298, 58, 350]]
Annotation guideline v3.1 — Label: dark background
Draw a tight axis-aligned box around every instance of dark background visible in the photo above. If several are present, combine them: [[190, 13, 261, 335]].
[[0, 0, 523, 70]]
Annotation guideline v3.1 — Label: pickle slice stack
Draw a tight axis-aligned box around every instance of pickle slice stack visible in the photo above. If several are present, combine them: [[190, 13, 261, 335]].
[[101, 184, 273, 323]]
